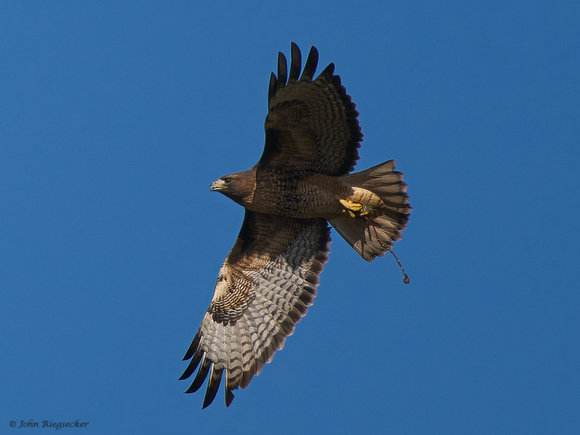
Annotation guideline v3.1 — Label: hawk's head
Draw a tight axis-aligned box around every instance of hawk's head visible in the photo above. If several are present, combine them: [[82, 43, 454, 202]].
[[210, 169, 255, 206]]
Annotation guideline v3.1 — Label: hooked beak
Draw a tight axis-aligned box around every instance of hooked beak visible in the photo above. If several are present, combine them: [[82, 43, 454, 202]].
[[210, 179, 227, 192]]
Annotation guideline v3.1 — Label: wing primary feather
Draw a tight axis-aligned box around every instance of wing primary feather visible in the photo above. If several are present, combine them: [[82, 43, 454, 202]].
[[288, 42, 301, 82], [320, 62, 335, 77], [277, 51, 287, 86], [182, 331, 201, 361], [185, 354, 211, 393], [202, 365, 223, 409], [178, 348, 203, 380], [268, 72, 277, 102], [225, 388, 235, 407], [225, 370, 236, 407], [300, 46, 318, 81]]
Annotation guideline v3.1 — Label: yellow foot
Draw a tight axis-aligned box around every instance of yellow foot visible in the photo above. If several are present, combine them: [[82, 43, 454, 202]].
[[339, 199, 368, 217]]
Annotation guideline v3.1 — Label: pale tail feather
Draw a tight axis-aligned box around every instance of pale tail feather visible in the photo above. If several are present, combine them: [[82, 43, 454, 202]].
[[329, 160, 411, 261]]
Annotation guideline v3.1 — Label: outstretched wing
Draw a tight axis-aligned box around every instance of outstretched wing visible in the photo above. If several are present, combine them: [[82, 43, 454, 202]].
[[260, 43, 362, 176], [180, 211, 330, 408]]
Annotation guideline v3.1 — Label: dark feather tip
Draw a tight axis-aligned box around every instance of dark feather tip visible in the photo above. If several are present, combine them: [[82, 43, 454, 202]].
[[179, 350, 202, 380], [268, 72, 277, 101], [185, 356, 210, 393], [321, 62, 335, 76], [277, 51, 287, 86], [202, 366, 222, 408], [289, 42, 302, 82], [300, 46, 319, 81], [225, 388, 235, 407]]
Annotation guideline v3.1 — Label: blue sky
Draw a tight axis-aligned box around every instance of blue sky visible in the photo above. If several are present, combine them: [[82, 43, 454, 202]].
[[1, 1, 579, 434]]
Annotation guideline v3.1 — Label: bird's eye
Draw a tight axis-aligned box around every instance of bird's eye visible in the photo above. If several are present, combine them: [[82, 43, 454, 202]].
[[223, 177, 232, 183]]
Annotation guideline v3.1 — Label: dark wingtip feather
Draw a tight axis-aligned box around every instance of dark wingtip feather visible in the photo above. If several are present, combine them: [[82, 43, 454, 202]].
[[321, 62, 335, 76], [277, 51, 287, 86], [184, 355, 210, 393], [178, 349, 202, 380], [225, 388, 235, 407], [300, 46, 318, 81], [288, 42, 301, 82], [268, 72, 277, 102], [182, 331, 201, 360], [202, 365, 222, 409], [224, 370, 236, 407]]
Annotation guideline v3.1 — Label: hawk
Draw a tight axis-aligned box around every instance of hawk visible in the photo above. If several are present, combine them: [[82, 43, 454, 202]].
[[180, 43, 411, 408]]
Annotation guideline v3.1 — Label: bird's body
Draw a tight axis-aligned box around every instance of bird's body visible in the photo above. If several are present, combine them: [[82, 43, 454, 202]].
[[212, 168, 352, 218], [180, 43, 411, 408]]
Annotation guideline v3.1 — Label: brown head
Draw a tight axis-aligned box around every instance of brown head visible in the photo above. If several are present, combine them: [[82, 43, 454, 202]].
[[210, 169, 255, 207]]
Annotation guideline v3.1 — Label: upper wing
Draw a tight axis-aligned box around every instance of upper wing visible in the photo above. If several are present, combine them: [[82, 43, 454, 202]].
[[180, 211, 330, 408], [259, 43, 362, 176]]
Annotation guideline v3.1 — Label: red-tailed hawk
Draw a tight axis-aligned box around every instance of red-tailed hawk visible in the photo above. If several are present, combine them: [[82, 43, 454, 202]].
[[180, 43, 411, 408]]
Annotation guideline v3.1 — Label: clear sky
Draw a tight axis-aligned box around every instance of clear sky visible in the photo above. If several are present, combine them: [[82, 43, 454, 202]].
[[1, 1, 579, 434]]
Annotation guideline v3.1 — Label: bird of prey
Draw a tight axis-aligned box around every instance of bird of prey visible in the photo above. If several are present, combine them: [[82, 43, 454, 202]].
[[180, 43, 411, 408]]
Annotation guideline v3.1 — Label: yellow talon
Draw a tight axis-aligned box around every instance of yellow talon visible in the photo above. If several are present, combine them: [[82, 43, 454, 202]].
[[342, 209, 356, 218], [339, 199, 362, 211], [339, 199, 368, 217]]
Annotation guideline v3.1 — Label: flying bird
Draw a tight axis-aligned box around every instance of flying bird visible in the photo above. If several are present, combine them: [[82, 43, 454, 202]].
[[180, 43, 411, 408]]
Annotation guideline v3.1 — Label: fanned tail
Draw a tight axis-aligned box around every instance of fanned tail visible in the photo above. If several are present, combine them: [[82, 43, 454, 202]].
[[329, 160, 411, 262]]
